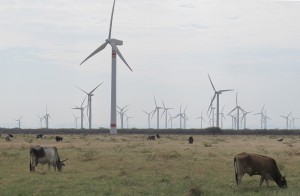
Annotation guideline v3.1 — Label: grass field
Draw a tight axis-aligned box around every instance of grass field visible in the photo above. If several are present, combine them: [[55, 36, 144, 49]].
[[0, 134, 299, 196]]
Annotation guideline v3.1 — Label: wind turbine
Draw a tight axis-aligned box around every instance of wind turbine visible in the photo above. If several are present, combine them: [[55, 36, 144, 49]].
[[125, 115, 133, 129], [228, 92, 245, 130], [37, 115, 44, 128], [168, 113, 176, 129], [73, 114, 80, 129], [207, 74, 233, 128], [175, 105, 186, 129], [77, 82, 103, 130], [241, 111, 251, 130], [219, 106, 226, 129], [44, 107, 51, 129], [80, 0, 133, 134], [280, 112, 292, 129], [15, 117, 22, 129], [72, 97, 87, 129], [263, 109, 271, 130], [228, 114, 236, 129], [151, 97, 163, 129], [208, 106, 215, 127], [117, 105, 129, 129], [161, 100, 173, 129], [255, 105, 265, 129], [143, 110, 153, 129], [196, 111, 205, 129], [290, 114, 298, 129]]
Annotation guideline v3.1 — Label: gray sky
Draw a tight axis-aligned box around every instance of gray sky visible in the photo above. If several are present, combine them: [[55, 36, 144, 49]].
[[1, 0, 300, 129]]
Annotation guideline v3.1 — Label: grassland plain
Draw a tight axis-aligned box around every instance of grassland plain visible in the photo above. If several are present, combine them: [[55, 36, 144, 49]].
[[0, 134, 299, 196]]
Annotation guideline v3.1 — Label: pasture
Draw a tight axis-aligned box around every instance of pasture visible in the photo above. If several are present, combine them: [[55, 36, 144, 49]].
[[0, 134, 299, 195]]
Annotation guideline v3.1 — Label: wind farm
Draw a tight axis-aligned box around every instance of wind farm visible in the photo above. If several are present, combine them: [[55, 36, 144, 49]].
[[1, 0, 300, 195]]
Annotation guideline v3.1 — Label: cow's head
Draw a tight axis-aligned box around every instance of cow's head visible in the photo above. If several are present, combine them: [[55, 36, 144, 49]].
[[278, 176, 287, 188], [57, 159, 68, 172]]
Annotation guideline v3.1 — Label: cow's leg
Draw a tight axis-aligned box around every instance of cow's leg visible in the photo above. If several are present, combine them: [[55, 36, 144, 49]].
[[259, 176, 264, 187], [48, 163, 51, 170]]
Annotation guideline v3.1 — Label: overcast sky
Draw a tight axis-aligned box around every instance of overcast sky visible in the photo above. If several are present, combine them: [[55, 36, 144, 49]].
[[1, 0, 300, 129]]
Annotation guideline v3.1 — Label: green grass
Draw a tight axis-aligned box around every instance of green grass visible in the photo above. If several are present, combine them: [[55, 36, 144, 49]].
[[0, 134, 299, 195]]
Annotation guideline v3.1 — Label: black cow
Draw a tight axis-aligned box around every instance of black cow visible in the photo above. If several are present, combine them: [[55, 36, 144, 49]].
[[189, 136, 194, 144], [148, 135, 156, 140], [156, 134, 160, 139], [36, 134, 43, 139], [8, 134, 13, 138], [55, 136, 63, 142]]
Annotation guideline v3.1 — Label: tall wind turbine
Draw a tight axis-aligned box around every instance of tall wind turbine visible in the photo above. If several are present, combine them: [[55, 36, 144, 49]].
[[117, 105, 129, 129], [80, 0, 133, 134], [228, 92, 245, 130], [280, 112, 292, 129], [161, 100, 173, 129], [207, 74, 233, 128], [72, 97, 87, 129], [77, 82, 103, 130], [196, 111, 205, 129], [143, 110, 153, 129], [151, 97, 163, 129]]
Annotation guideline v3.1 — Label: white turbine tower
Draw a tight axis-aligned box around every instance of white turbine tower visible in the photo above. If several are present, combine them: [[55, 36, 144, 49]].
[[161, 100, 173, 129], [151, 97, 163, 129], [207, 74, 233, 128], [117, 105, 129, 129], [228, 92, 245, 130], [77, 82, 103, 130], [80, 0, 133, 134], [196, 111, 205, 129], [143, 110, 153, 129], [280, 112, 292, 129], [72, 97, 87, 129]]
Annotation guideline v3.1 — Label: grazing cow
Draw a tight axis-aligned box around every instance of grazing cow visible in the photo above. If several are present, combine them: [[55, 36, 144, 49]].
[[30, 145, 67, 172], [277, 138, 283, 142], [234, 152, 287, 188], [5, 135, 10, 141], [8, 134, 13, 138], [189, 136, 194, 144], [55, 136, 63, 142], [148, 135, 156, 140], [36, 134, 43, 139], [156, 134, 160, 139]]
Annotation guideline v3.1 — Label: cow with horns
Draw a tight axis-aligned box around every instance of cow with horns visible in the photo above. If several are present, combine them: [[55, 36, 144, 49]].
[[234, 152, 287, 188], [29, 146, 67, 172]]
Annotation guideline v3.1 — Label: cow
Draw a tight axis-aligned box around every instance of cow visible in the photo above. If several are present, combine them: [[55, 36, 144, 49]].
[[29, 145, 67, 172], [148, 135, 156, 140], [189, 136, 194, 144], [156, 134, 160, 139], [8, 134, 13, 138], [5, 135, 10, 141], [234, 152, 287, 188], [36, 134, 43, 139], [55, 136, 63, 142]]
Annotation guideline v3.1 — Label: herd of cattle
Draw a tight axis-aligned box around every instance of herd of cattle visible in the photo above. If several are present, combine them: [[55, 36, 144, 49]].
[[2, 133, 288, 189]]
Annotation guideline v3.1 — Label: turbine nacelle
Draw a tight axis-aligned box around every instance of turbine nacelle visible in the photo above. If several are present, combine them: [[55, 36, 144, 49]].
[[107, 38, 123, 46]]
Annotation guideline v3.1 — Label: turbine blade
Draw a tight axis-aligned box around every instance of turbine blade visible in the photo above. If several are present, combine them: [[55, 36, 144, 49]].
[[219, 89, 234, 93], [208, 74, 216, 92], [108, 0, 116, 39], [80, 42, 108, 65], [81, 96, 87, 107], [151, 109, 157, 119], [90, 82, 104, 94], [228, 107, 236, 115], [236, 92, 238, 106], [77, 86, 89, 95], [110, 43, 133, 71], [207, 94, 216, 113]]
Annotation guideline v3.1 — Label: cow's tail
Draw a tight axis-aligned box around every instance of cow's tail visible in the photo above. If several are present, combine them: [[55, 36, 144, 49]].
[[234, 156, 239, 185]]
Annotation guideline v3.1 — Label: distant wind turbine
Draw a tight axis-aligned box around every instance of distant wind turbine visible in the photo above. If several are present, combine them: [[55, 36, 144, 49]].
[[241, 111, 251, 130], [72, 97, 87, 129], [207, 74, 233, 128], [196, 111, 206, 129], [143, 109, 153, 129], [37, 115, 44, 128], [161, 100, 173, 129], [44, 107, 51, 129], [280, 112, 292, 129], [80, 0, 133, 134], [117, 105, 129, 129], [77, 82, 103, 130], [255, 105, 265, 129], [15, 116, 22, 129], [290, 114, 298, 129], [73, 114, 80, 129], [151, 97, 163, 129], [125, 115, 133, 129], [228, 92, 245, 130], [263, 109, 271, 130]]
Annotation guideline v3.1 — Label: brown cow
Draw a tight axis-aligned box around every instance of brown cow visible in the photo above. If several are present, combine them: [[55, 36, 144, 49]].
[[188, 136, 194, 144], [234, 152, 287, 188]]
